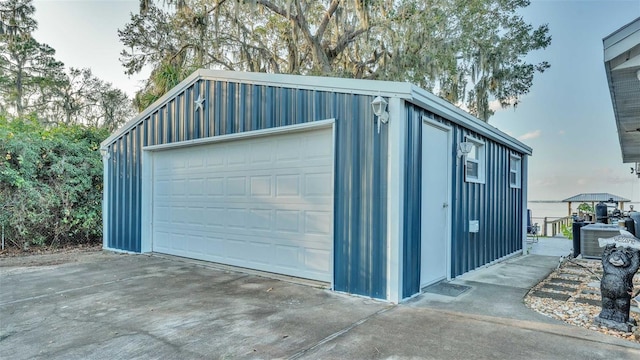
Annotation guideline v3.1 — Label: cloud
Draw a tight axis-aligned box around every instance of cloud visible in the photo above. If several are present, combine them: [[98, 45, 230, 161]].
[[518, 130, 542, 141], [489, 97, 520, 112], [604, 175, 638, 185], [558, 130, 565, 136], [488, 99, 503, 112], [532, 176, 561, 187], [502, 129, 514, 137]]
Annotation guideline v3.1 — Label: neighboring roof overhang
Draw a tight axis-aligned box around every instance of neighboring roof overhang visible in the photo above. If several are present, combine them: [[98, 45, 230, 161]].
[[562, 192, 631, 203], [604, 17, 640, 164], [101, 69, 532, 156]]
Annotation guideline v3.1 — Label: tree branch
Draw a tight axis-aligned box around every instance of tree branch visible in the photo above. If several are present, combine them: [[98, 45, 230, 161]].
[[316, 0, 340, 41], [328, 27, 369, 60]]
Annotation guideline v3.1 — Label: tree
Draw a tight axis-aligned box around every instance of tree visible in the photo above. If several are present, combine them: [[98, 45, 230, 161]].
[[44, 67, 134, 130], [578, 203, 594, 214], [0, 0, 65, 117], [93, 83, 135, 132], [46, 67, 102, 125], [120, 0, 551, 120], [0, 114, 109, 249]]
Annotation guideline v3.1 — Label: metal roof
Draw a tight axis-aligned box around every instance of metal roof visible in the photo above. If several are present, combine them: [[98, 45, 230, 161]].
[[603, 17, 640, 163], [102, 69, 532, 156], [562, 193, 631, 203]]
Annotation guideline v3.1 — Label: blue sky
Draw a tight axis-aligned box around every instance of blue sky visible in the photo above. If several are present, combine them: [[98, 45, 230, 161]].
[[32, 0, 640, 202], [490, 0, 640, 202]]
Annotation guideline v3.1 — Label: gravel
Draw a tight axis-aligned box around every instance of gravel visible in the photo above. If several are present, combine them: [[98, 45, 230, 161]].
[[525, 257, 640, 343]]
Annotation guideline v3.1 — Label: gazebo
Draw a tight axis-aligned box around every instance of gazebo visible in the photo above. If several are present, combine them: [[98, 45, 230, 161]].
[[562, 193, 631, 216]]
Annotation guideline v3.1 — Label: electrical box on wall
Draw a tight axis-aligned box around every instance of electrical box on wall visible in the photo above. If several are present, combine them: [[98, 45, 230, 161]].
[[469, 220, 479, 233]]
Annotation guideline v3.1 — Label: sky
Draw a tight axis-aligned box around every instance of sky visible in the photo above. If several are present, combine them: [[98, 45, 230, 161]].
[[31, 0, 640, 202]]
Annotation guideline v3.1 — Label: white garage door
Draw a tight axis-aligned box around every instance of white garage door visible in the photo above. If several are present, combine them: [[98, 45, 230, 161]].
[[150, 126, 334, 282]]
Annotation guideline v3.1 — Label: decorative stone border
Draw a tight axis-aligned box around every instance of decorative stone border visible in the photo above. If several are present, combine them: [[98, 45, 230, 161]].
[[525, 258, 640, 342]]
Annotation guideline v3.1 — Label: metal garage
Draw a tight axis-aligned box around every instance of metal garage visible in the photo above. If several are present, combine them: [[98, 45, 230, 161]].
[[101, 69, 531, 302]]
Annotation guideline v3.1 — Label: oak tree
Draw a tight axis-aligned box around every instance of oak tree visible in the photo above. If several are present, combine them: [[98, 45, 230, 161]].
[[121, 0, 551, 121]]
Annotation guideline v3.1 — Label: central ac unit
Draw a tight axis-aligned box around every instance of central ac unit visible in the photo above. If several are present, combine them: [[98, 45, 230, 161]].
[[580, 224, 621, 259]]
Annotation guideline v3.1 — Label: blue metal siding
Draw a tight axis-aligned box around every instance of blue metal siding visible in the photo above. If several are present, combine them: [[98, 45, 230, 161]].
[[402, 105, 523, 297], [402, 106, 422, 298], [107, 128, 142, 252], [104, 79, 387, 299]]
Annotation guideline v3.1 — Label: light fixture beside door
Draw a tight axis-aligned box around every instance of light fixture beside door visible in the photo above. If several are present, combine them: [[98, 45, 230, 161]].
[[457, 141, 473, 158], [371, 96, 389, 134]]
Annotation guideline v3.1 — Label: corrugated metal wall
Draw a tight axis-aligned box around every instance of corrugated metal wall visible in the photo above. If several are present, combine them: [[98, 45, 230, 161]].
[[402, 105, 523, 297], [104, 78, 387, 299]]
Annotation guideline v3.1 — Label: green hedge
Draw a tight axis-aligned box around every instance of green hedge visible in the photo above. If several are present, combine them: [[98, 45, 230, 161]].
[[0, 116, 109, 249]]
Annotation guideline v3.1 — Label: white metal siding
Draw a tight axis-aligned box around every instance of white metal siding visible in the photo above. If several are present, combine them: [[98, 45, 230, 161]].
[[151, 127, 334, 282]]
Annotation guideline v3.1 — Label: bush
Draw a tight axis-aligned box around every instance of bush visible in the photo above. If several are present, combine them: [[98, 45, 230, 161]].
[[0, 115, 109, 249]]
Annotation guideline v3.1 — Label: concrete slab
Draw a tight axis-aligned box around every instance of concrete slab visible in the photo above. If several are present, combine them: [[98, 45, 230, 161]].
[[299, 307, 640, 359], [529, 236, 573, 257], [408, 280, 560, 323], [0, 252, 389, 360], [2, 251, 639, 359], [408, 255, 573, 323], [455, 255, 561, 289]]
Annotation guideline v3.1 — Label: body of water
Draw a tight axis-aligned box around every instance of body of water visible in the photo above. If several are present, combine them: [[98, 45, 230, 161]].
[[528, 201, 640, 221]]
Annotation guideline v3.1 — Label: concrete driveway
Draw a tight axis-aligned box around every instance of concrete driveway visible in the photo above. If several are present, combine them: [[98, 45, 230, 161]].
[[1, 250, 640, 359]]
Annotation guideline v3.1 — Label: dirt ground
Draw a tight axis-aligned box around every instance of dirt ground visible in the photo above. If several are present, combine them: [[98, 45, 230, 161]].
[[0, 243, 102, 267]]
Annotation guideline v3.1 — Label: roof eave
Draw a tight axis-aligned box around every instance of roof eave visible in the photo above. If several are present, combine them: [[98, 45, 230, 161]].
[[603, 59, 627, 163], [603, 16, 640, 60], [409, 84, 533, 155], [100, 70, 204, 148], [101, 70, 531, 156], [100, 70, 414, 148], [603, 17, 640, 164]]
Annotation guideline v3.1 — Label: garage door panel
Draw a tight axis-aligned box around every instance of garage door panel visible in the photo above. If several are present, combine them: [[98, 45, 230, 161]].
[[249, 209, 272, 230], [305, 173, 333, 197], [250, 142, 273, 163], [275, 174, 300, 196], [274, 210, 300, 232], [206, 178, 224, 195], [151, 127, 333, 282], [186, 178, 205, 196], [305, 211, 332, 235], [276, 139, 302, 162], [205, 150, 224, 167], [226, 177, 247, 196], [153, 226, 332, 278], [304, 248, 331, 270], [250, 176, 272, 196], [187, 156, 204, 168], [226, 144, 248, 165]]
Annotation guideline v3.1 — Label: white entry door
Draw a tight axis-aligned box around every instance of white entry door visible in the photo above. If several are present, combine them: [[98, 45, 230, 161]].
[[149, 125, 334, 282], [420, 120, 452, 287]]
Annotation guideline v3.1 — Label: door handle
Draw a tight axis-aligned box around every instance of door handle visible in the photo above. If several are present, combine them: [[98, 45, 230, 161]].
[[442, 202, 449, 208]]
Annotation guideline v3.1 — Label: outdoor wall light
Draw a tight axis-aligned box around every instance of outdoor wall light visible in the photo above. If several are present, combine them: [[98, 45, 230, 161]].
[[457, 141, 474, 158], [99, 148, 110, 159], [371, 95, 389, 133]]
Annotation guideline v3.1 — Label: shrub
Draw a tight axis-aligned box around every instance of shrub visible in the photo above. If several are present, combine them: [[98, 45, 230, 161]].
[[0, 115, 109, 249]]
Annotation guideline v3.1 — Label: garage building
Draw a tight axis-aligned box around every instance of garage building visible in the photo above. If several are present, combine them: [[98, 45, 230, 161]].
[[100, 70, 531, 302]]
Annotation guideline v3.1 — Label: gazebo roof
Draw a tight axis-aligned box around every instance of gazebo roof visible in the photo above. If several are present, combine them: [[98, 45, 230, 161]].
[[562, 193, 631, 203]]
